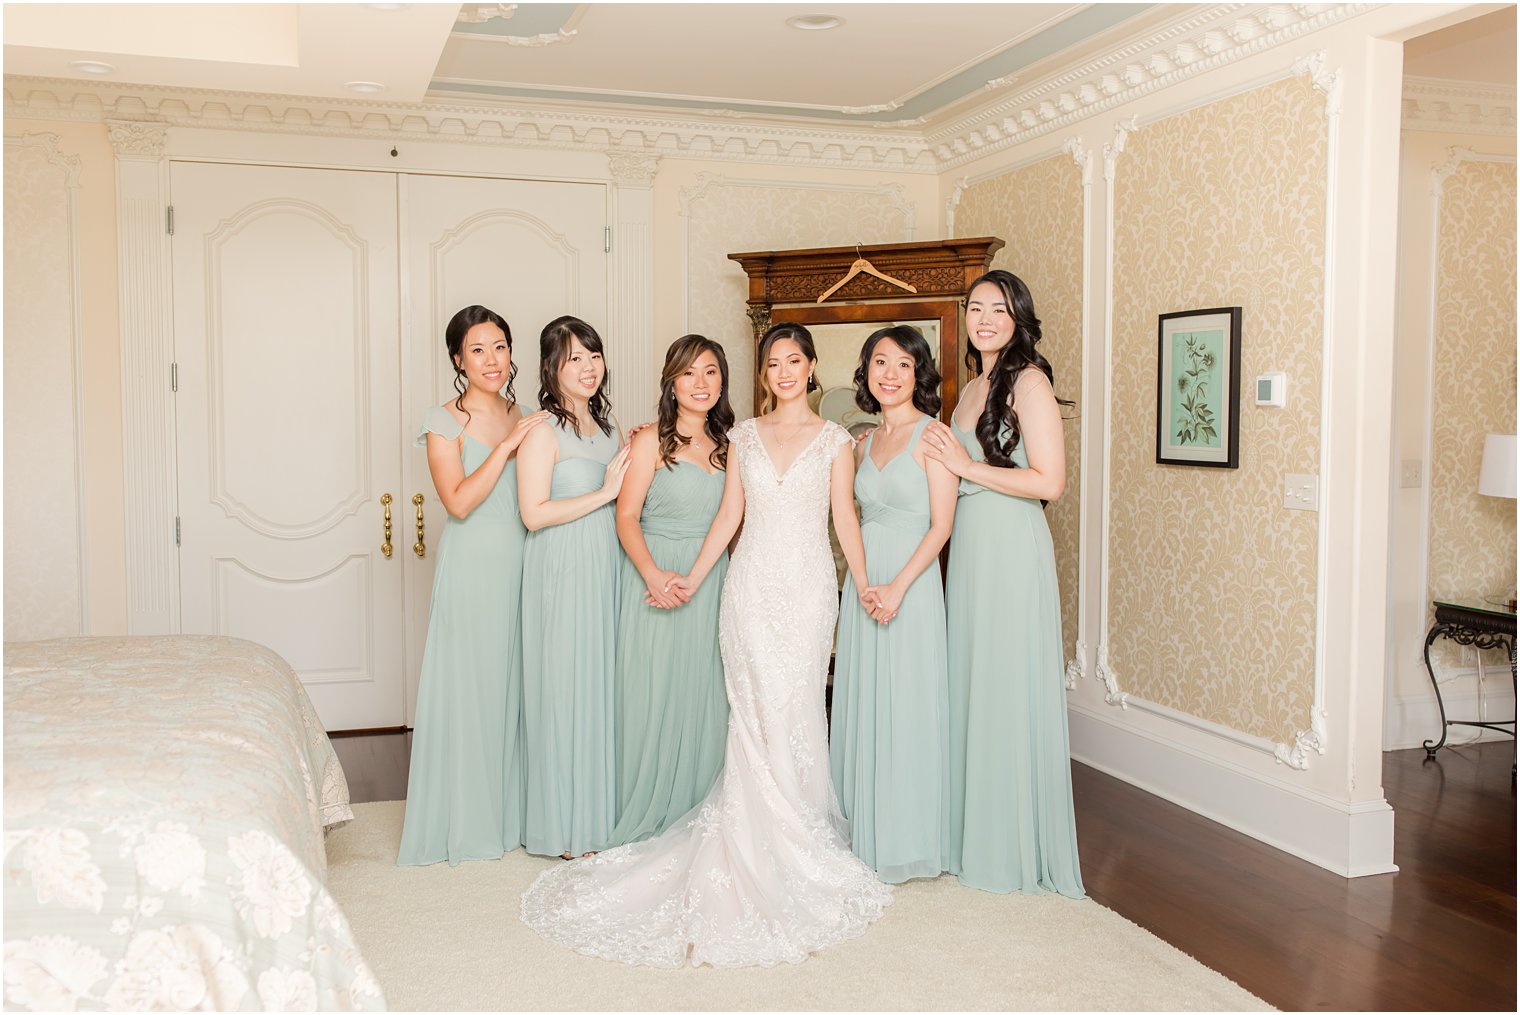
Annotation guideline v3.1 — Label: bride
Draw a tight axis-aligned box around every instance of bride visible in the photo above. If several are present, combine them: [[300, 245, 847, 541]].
[[520, 322, 893, 968]]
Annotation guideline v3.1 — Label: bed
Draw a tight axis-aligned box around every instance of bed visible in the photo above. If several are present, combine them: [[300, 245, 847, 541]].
[[3, 635, 385, 1011]]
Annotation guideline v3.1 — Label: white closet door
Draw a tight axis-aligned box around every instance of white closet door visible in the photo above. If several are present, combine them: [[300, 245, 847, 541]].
[[400, 173, 609, 723], [172, 162, 404, 731]]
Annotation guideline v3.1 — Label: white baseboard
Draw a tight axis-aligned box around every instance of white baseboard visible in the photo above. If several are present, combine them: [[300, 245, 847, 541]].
[[1069, 706, 1398, 879], [1384, 669, 1516, 751]]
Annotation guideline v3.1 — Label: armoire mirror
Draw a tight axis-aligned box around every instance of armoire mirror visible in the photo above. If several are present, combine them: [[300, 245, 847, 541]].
[[728, 238, 1005, 431]]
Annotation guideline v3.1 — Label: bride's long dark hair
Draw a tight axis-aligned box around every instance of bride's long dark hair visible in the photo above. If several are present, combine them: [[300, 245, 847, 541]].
[[965, 270, 1073, 467]]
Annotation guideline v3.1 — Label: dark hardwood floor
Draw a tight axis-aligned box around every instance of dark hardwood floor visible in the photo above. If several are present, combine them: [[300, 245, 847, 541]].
[[332, 732, 1516, 1011]]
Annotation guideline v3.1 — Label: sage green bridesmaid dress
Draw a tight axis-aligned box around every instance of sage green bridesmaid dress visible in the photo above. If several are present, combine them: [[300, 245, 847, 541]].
[[607, 460, 729, 847], [830, 417, 951, 883], [522, 418, 621, 858], [945, 415, 1084, 897], [398, 405, 527, 866]]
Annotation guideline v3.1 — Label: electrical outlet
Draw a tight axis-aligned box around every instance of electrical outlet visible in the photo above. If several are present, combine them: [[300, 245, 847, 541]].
[[1401, 459, 1422, 488], [1284, 474, 1318, 511]]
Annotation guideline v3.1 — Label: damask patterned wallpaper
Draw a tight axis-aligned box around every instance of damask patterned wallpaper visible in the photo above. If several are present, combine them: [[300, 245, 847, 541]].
[[1108, 75, 1326, 743], [953, 156, 1084, 664], [4, 136, 83, 639], [1427, 158, 1517, 670], [681, 180, 914, 418]]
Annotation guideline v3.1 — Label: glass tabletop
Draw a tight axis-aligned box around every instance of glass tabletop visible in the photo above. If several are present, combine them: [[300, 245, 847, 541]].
[[1433, 596, 1518, 618]]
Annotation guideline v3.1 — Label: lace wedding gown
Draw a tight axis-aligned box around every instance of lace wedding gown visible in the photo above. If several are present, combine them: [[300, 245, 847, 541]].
[[520, 418, 892, 968]]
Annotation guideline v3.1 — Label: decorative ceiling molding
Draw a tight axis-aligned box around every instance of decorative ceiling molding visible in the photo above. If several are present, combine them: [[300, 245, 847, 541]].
[[5, 76, 937, 172], [1403, 75, 1517, 136], [456, 4, 517, 25], [926, 3, 1373, 170]]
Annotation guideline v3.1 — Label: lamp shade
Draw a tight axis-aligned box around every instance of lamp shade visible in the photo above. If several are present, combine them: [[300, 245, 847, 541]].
[[1477, 433, 1517, 499]]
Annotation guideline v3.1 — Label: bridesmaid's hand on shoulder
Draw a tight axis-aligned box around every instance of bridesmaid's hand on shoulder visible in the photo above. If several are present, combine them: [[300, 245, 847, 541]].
[[500, 410, 551, 455], [625, 421, 654, 440], [600, 444, 634, 499], [922, 420, 971, 477]]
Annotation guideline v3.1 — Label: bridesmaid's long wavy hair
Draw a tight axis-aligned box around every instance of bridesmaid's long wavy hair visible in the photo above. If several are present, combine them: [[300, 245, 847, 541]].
[[963, 270, 1073, 467], [852, 324, 942, 416], [657, 335, 734, 472], [538, 315, 614, 438], [445, 304, 516, 427], [756, 322, 819, 415]]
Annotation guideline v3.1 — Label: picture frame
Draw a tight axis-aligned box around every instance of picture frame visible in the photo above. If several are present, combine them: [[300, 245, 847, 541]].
[[1155, 306, 1242, 468]]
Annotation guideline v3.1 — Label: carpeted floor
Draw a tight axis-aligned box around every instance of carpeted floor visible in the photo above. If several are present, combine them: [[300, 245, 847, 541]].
[[325, 801, 1272, 1011]]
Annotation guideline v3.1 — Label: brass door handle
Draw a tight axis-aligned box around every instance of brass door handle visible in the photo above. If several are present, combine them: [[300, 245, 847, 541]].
[[380, 493, 393, 558], [413, 493, 426, 558]]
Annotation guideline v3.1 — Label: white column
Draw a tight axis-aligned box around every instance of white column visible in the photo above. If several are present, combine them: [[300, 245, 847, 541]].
[[109, 120, 178, 634], [606, 151, 659, 422]]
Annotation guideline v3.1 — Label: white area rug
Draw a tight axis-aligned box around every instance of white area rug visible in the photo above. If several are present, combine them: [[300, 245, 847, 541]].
[[326, 801, 1272, 1011]]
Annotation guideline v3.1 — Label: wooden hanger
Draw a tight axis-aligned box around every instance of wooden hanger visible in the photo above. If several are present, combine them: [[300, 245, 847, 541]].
[[815, 245, 918, 303]]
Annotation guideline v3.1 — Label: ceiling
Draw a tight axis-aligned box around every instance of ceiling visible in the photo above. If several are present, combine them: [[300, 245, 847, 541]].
[[2, 2, 1162, 122], [3, 3, 1514, 126]]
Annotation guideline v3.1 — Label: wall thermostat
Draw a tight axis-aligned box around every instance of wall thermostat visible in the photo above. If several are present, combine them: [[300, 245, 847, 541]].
[[1255, 372, 1287, 407]]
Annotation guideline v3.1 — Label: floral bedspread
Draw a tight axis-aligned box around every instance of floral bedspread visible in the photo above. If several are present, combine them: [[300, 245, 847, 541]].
[[3, 636, 385, 1011]]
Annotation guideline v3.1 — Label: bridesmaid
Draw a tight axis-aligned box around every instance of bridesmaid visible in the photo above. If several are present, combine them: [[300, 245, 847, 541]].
[[923, 269, 1084, 897], [607, 335, 734, 847], [398, 305, 548, 866], [517, 316, 632, 859], [830, 325, 956, 884]]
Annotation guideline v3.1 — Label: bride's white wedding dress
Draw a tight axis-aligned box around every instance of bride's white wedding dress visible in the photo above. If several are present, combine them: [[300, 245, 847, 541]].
[[520, 418, 892, 968]]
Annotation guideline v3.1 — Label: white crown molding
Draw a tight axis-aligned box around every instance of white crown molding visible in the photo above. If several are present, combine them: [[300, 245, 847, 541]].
[[926, 3, 1373, 170], [1403, 76, 1517, 136], [469, 28, 578, 47], [456, 4, 517, 25], [5, 75, 938, 173]]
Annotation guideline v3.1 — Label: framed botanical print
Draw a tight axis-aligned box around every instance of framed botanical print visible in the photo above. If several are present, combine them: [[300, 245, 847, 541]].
[[1155, 306, 1242, 468]]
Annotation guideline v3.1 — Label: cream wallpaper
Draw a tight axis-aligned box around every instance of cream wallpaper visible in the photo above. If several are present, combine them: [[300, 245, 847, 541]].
[[1108, 75, 1326, 743], [953, 155, 1084, 664], [4, 134, 84, 639], [1427, 157, 1517, 671], [681, 179, 914, 419]]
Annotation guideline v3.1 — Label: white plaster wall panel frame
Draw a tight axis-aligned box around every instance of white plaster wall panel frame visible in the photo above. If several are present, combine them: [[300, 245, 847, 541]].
[[3, 131, 89, 636], [1414, 146, 1516, 702], [1094, 55, 1342, 770], [944, 140, 1096, 689]]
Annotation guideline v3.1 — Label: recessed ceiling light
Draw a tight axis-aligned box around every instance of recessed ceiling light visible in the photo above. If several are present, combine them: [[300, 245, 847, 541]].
[[787, 14, 843, 31], [345, 81, 387, 94], [69, 60, 115, 75]]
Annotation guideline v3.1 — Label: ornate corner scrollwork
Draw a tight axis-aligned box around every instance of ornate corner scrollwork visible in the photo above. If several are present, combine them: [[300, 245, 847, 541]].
[[1293, 50, 1343, 118], [1064, 639, 1089, 690], [1063, 137, 1093, 188], [1273, 707, 1328, 770], [944, 175, 969, 236], [1102, 117, 1138, 182], [1095, 643, 1128, 708], [607, 150, 659, 188], [105, 119, 168, 156], [4, 132, 82, 186]]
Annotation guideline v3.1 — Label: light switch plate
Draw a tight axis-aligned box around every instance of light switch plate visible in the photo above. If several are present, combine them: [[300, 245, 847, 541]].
[[1284, 474, 1318, 511]]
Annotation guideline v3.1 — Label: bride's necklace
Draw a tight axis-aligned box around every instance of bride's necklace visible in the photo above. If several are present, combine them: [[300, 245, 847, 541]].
[[769, 419, 811, 448]]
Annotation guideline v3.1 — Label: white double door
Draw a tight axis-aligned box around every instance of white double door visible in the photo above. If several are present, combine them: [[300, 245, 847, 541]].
[[171, 162, 607, 730]]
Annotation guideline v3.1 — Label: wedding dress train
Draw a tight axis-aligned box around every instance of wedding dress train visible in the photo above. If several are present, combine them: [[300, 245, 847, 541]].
[[520, 419, 891, 968]]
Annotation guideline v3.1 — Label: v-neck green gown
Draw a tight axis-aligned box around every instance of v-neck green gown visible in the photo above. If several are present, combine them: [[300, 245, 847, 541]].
[[945, 415, 1084, 897], [830, 417, 951, 883]]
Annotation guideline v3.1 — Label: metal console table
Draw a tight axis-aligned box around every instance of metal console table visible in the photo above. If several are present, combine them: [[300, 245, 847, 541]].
[[1422, 597, 1517, 756]]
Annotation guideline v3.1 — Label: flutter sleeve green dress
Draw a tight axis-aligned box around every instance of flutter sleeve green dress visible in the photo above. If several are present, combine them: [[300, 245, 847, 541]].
[[607, 458, 729, 847], [944, 415, 1084, 897], [397, 404, 528, 866], [830, 417, 951, 883], [521, 418, 621, 858]]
